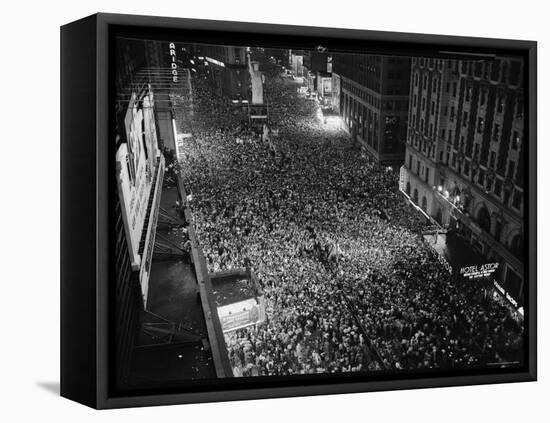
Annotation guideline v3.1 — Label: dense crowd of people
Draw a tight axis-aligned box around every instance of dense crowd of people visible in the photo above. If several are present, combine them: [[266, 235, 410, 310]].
[[176, 57, 523, 377]]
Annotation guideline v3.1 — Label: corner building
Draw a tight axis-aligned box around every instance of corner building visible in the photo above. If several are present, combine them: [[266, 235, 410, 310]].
[[401, 56, 525, 304], [332, 55, 411, 165]]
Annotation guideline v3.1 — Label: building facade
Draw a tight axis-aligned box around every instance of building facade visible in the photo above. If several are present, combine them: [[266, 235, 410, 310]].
[[303, 51, 333, 105], [401, 56, 525, 304], [333, 55, 411, 165], [189, 44, 250, 101]]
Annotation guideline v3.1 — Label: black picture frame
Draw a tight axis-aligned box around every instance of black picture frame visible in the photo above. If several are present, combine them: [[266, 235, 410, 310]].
[[60, 12, 537, 409]]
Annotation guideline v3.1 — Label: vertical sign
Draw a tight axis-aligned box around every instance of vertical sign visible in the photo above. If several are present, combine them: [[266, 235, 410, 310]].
[[399, 165, 406, 191], [169, 42, 178, 82]]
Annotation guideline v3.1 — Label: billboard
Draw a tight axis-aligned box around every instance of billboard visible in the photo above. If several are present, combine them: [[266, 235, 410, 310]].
[[116, 90, 162, 303], [322, 77, 332, 97], [217, 296, 266, 333], [138, 156, 165, 306], [331, 73, 341, 112], [175, 132, 193, 161]]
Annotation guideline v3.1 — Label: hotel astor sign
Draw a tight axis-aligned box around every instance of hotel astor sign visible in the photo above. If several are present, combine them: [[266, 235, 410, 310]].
[[460, 262, 500, 280]]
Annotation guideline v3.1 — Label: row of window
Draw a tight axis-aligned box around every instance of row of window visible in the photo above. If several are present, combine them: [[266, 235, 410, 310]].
[[407, 153, 431, 185], [445, 152, 522, 211], [412, 72, 524, 121], [342, 93, 380, 148], [413, 57, 522, 86], [342, 79, 381, 108]]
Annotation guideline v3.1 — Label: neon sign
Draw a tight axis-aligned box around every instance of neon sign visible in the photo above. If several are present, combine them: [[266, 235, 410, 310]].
[[460, 262, 499, 279]]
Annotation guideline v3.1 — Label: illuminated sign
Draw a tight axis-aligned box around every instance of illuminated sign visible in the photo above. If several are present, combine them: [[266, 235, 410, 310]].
[[169, 42, 178, 82], [205, 56, 225, 67], [322, 78, 332, 97], [116, 94, 152, 269], [217, 297, 266, 333], [460, 262, 499, 279], [399, 166, 406, 191], [116, 90, 162, 304], [249, 61, 263, 105], [138, 156, 165, 306], [175, 132, 192, 161], [331, 73, 341, 111], [493, 280, 518, 307]]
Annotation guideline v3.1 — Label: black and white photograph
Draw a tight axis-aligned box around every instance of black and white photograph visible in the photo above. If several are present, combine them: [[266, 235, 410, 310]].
[[3, 0, 548, 419], [112, 34, 527, 390]]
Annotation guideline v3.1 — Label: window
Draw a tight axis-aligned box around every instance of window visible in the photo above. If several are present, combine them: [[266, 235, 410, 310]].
[[497, 96, 504, 113], [486, 177, 493, 192], [465, 86, 472, 102], [512, 131, 520, 150], [507, 160, 516, 179], [503, 189, 511, 206], [493, 123, 500, 140], [464, 161, 470, 176], [446, 82, 450, 93], [494, 179, 502, 196], [510, 61, 521, 85], [480, 89, 487, 106], [431, 101, 435, 115], [477, 117, 484, 133], [422, 98, 426, 111], [414, 72, 419, 86], [413, 94, 417, 107], [450, 106, 455, 121], [489, 151, 496, 168], [425, 167, 430, 183], [408, 154, 412, 169], [463, 111, 468, 127], [441, 129, 446, 139], [478, 169, 485, 186], [452, 82, 457, 97], [494, 220, 502, 242], [512, 191, 522, 210]]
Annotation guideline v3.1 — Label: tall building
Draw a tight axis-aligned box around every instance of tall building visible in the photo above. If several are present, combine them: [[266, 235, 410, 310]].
[[332, 55, 411, 165], [288, 49, 305, 78], [401, 56, 525, 304], [189, 44, 250, 101], [303, 51, 333, 104]]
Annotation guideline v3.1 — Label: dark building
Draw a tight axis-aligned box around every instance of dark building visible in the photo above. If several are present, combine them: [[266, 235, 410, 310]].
[[187, 44, 250, 101], [264, 47, 290, 67], [400, 56, 525, 305], [303, 51, 333, 104], [332, 55, 411, 165]]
